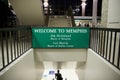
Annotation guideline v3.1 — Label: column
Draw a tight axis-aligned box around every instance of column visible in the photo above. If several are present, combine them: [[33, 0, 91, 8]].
[[101, 0, 120, 28], [92, 0, 98, 27], [81, 0, 87, 16], [43, 0, 48, 7]]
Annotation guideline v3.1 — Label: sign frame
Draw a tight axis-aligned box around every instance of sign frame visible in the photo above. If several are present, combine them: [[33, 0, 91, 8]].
[[32, 27, 90, 49]]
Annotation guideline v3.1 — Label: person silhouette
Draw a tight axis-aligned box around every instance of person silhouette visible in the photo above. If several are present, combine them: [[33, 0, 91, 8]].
[[55, 70, 63, 80]]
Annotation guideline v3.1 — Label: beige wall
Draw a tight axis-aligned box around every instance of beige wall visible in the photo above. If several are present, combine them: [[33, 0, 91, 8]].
[[101, 0, 109, 27], [34, 49, 87, 62], [0, 49, 37, 80], [9, 0, 45, 25], [107, 0, 120, 28], [101, 0, 120, 28]]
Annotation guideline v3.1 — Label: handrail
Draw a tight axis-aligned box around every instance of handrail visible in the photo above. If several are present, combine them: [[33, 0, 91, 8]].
[[0, 27, 31, 31], [90, 28, 120, 70], [0, 27, 31, 71], [0, 27, 119, 72], [91, 27, 120, 31]]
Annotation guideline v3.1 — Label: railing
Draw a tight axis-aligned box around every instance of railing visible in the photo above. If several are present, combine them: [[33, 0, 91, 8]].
[[0, 27, 31, 71], [90, 28, 120, 70], [0, 27, 120, 72]]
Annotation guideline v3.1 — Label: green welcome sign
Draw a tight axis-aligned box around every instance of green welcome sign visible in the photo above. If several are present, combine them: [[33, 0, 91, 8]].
[[32, 27, 90, 48]]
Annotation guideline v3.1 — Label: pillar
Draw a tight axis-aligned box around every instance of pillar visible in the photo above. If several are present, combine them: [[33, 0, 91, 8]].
[[92, 0, 98, 27], [101, 0, 120, 28], [81, 0, 87, 16]]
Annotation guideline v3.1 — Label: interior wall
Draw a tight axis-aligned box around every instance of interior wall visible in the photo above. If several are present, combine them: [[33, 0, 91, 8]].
[[83, 49, 120, 80], [101, 0, 109, 27], [9, 0, 45, 25], [107, 0, 120, 28], [101, 0, 120, 28], [0, 49, 37, 80], [34, 49, 87, 62]]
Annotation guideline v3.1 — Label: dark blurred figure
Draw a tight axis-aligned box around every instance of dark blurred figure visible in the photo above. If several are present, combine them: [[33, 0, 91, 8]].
[[86, 23, 90, 27], [55, 70, 63, 80], [0, 0, 8, 28]]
